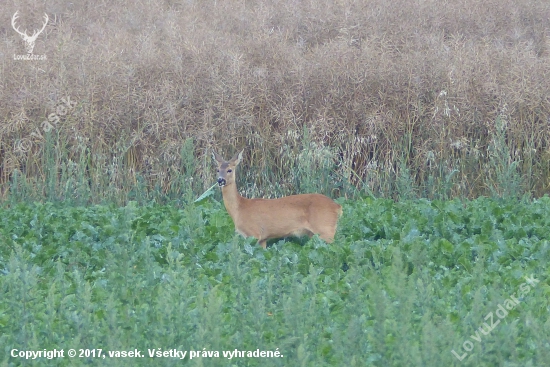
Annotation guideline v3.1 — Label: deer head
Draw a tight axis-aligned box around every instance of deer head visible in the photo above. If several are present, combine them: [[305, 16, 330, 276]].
[[12, 11, 49, 54]]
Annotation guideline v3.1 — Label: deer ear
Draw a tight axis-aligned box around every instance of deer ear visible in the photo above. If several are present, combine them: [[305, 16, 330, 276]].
[[212, 150, 224, 163], [231, 149, 244, 165]]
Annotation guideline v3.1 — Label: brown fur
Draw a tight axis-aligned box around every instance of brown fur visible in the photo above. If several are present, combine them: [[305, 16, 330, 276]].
[[213, 149, 342, 249]]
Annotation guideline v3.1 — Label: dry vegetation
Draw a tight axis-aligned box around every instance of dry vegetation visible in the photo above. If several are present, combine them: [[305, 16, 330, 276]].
[[1, 0, 550, 200]]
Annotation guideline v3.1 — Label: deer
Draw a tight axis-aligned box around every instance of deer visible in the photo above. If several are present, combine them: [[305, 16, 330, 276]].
[[12, 11, 49, 54], [213, 149, 342, 249]]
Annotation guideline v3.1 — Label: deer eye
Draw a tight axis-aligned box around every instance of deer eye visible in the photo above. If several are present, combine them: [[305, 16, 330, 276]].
[[227, 169, 232, 173]]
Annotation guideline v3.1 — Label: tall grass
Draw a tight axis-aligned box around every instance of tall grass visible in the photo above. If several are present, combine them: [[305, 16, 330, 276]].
[[2, 0, 550, 202]]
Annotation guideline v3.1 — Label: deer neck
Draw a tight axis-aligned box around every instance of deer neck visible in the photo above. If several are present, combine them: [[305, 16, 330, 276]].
[[221, 182, 244, 220]]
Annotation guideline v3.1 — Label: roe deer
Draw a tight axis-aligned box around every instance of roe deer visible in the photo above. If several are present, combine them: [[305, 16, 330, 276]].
[[213, 149, 342, 249]]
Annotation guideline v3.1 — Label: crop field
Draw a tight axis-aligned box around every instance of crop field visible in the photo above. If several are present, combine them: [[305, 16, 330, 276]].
[[1, 196, 549, 366], [2, 0, 550, 365], [3, 0, 550, 200]]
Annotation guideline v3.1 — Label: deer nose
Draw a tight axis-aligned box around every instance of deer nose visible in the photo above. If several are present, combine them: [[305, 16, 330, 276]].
[[217, 177, 226, 186]]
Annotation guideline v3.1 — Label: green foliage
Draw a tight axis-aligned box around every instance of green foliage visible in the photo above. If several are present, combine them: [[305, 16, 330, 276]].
[[486, 116, 524, 199], [396, 157, 417, 200], [1, 197, 549, 366]]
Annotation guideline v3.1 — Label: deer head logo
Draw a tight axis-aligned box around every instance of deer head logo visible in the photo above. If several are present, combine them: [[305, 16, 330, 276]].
[[11, 11, 49, 54]]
